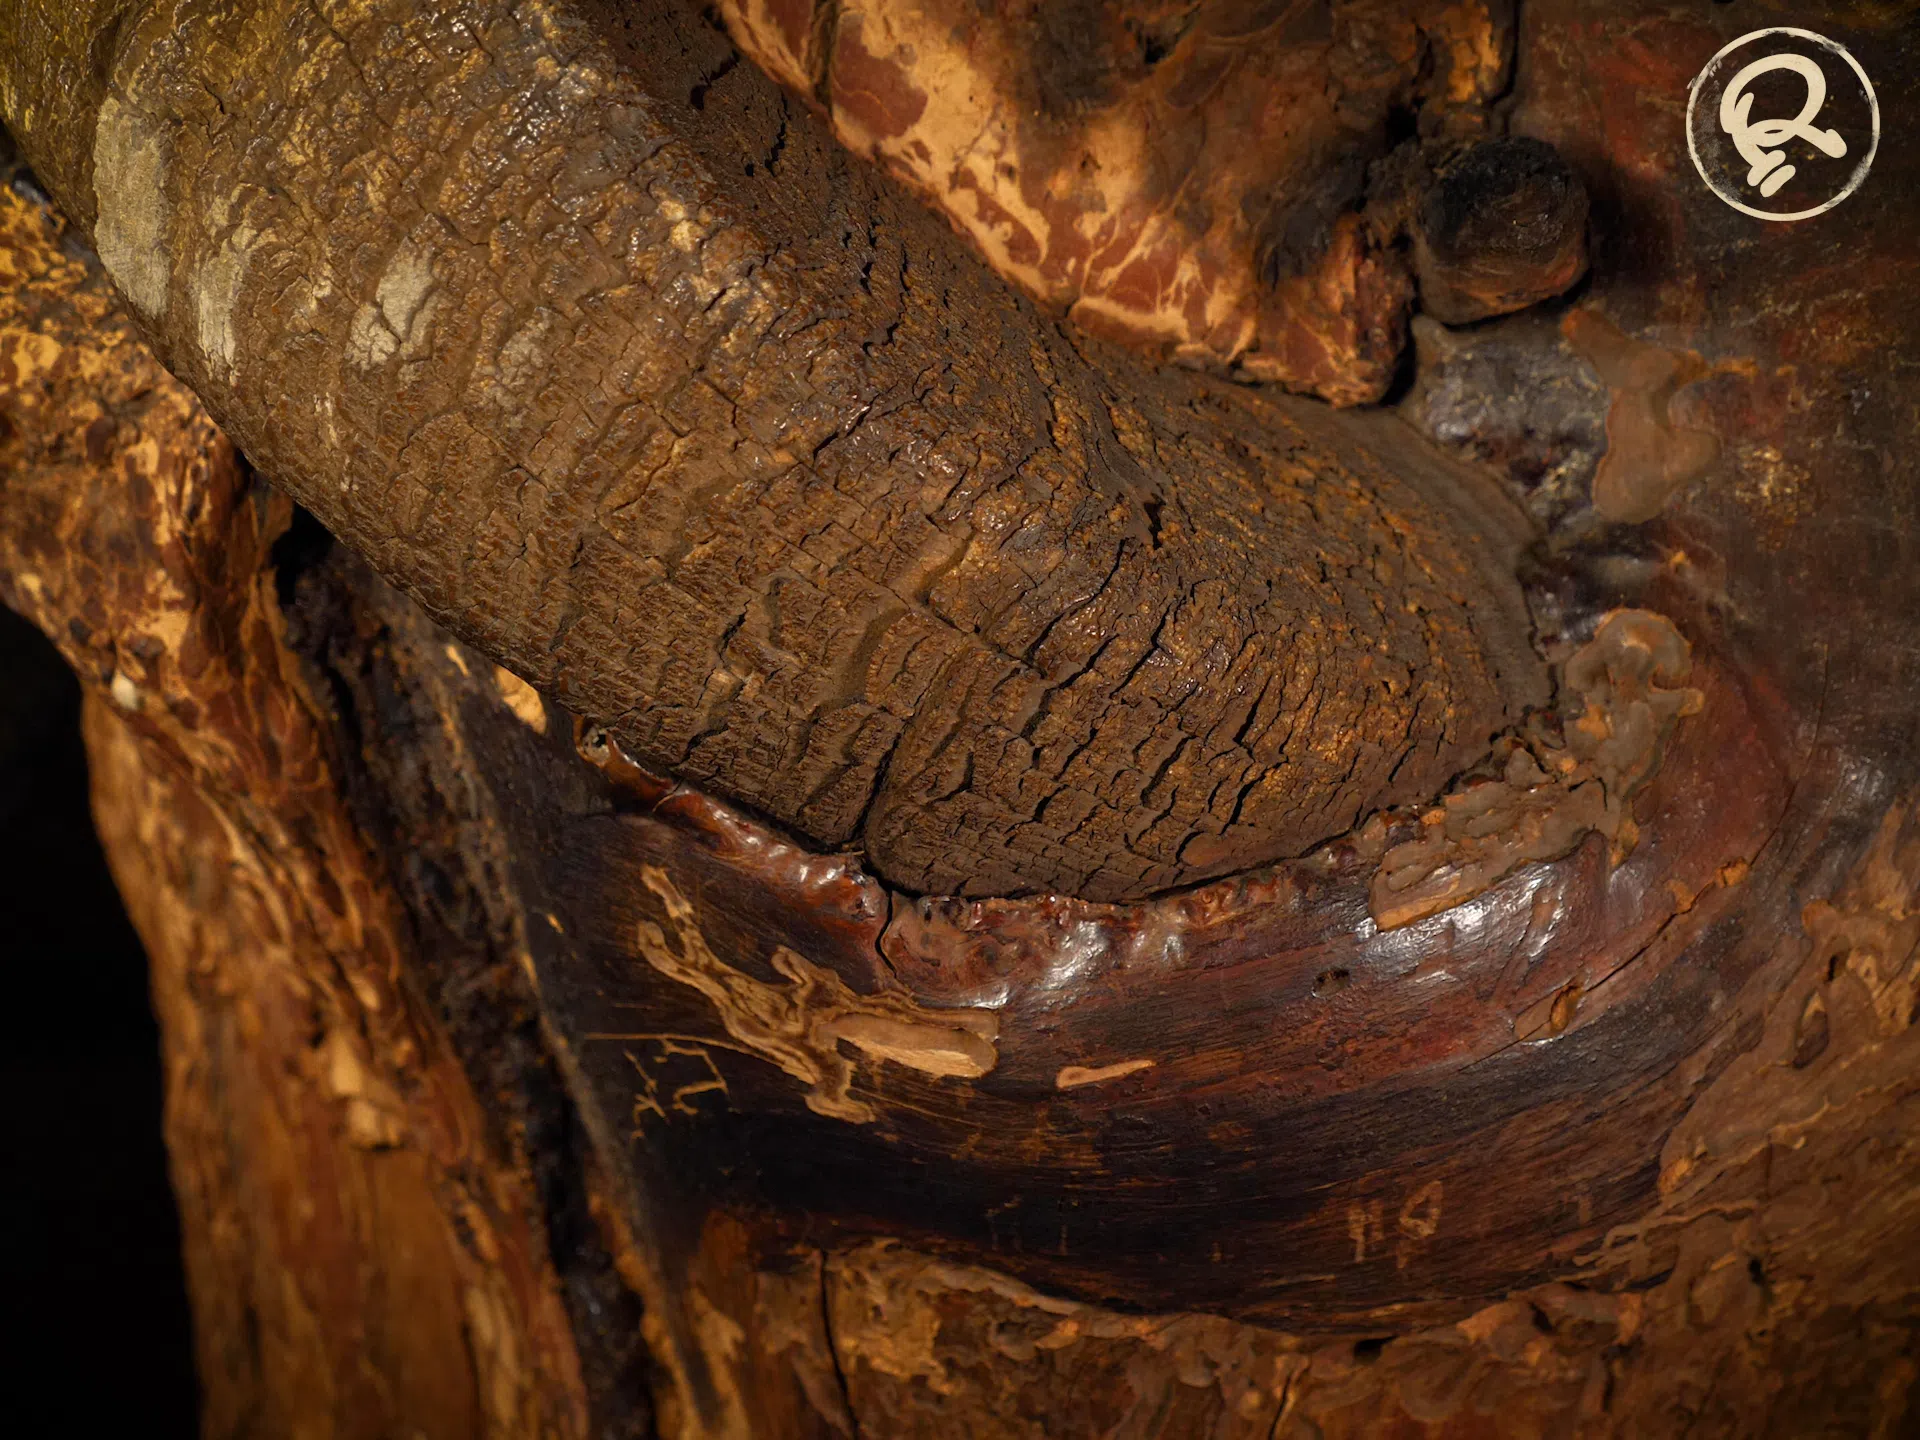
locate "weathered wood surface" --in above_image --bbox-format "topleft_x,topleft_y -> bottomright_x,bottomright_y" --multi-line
0,0 -> 1551,903
2,0 -> 1919,1436
713,0 -> 1554,401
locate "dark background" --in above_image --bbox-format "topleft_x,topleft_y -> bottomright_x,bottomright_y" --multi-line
0,601 -> 198,1432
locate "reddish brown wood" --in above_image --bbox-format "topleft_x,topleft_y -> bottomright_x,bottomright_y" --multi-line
2,0 -> 1918,1436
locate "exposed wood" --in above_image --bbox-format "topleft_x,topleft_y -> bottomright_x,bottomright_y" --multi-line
716,0 -> 1539,402
0,0 -> 1549,902
3,0 -> 1919,1436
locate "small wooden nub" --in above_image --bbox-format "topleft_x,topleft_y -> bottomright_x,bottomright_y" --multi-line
1414,137 -> 1589,325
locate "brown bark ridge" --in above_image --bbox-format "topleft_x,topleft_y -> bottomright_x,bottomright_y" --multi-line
0,0 -> 1548,904
1411,136 -> 1590,325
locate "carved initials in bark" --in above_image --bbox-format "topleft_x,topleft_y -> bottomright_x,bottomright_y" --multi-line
631,863 -> 998,1123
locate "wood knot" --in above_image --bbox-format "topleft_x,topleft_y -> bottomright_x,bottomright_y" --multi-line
1414,138 -> 1589,326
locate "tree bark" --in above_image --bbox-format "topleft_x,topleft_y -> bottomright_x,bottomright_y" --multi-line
3,0 -> 1919,1436
0,0 -> 1549,902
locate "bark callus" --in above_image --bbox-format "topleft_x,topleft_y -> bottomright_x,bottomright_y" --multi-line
5,0 -> 1920,1432
537,596 -> 1781,1326
1414,137 -> 1591,326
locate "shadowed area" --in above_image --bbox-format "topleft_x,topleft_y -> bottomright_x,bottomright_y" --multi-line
0,600 -> 198,1436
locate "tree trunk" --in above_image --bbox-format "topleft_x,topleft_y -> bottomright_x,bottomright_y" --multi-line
3,0 -> 1919,1436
